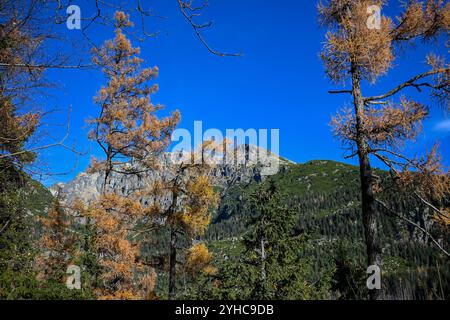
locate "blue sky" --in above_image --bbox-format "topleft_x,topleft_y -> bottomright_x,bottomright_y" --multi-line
36,0 -> 449,186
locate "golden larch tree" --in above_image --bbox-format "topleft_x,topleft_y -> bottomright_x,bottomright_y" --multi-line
89,11 -> 180,192
83,11 -> 179,300
143,141 -> 219,299
36,197 -> 78,284
319,0 -> 449,300
77,194 -> 156,299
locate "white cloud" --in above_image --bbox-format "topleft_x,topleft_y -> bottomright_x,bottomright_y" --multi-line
435,119 -> 450,132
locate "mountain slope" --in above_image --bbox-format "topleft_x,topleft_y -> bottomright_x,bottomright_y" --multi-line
206,160 -> 449,299
48,149 -> 449,299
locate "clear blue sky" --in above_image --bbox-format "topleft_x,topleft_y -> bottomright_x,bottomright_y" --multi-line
37,0 -> 449,186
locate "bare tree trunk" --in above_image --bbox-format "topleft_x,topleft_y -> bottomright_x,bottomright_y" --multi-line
351,67 -> 382,300
168,227 -> 177,300
260,236 -> 266,282
101,145 -> 113,195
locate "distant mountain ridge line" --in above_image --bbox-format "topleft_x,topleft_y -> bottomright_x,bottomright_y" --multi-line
50,144 -> 296,201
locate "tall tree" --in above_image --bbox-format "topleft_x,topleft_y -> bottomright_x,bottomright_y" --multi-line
241,180 -> 321,299
36,197 -> 77,284
0,0 -> 43,168
89,10 -> 179,192
145,142 -> 219,299
0,0 -> 81,169
83,11 -> 179,299
193,180 -> 330,300
0,0 -> 43,298
319,0 -> 449,299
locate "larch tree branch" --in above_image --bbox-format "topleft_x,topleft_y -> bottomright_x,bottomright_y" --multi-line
364,68 -> 449,102
376,199 -> 450,258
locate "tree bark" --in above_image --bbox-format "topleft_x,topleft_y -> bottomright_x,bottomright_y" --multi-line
260,236 -> 266,282
168,227 -> 177,300
351,67 -> 382,300
100,132 -> 113,195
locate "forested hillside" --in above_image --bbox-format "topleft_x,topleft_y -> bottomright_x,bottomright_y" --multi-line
1,154 -> 448,300
84,159 -> 446,300
203,160 -> 449,300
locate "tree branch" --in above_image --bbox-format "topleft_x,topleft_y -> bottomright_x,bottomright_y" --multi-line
0,108 -> 85,159
0,219 -> 12,235
0,63 -> 93,69
328,90 -> 352,95
365,68 -> 449,102
376,199 -> 449,258
177,0 -> 242,57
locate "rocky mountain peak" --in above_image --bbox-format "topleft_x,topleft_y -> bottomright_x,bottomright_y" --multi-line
50,144 -> 294,204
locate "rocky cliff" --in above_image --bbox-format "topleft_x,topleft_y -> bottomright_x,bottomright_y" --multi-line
50,144 -> 294,205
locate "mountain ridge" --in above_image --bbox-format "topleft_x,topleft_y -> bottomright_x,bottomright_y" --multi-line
50,144 -> 295,204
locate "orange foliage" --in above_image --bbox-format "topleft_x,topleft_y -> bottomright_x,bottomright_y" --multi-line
331,97 -> 429,147
319,0 -> 394,83
84,193 -> 156,300
186,243 -> 216,276
89,11 -> 179,173
35,199 -> 77,282
82,11 -> 183,299
322,0 -> 449,260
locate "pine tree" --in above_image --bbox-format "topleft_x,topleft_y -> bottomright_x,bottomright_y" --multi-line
242,180 -> 323,299
201,180 -> 328,300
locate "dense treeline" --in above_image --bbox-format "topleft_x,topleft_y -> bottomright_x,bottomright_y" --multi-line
2,159 -> 448,299
201,161 -> 449,300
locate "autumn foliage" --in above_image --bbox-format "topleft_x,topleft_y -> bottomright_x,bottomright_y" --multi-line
79,11 -> 180,299
320,0 -> 450,298
140,141 -> 219,298
36,199 -> 77,284
76,194 -> 156,299
89,11 -> 179,186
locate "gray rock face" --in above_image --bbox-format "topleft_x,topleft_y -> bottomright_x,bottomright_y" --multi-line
50,144 -> 294,205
